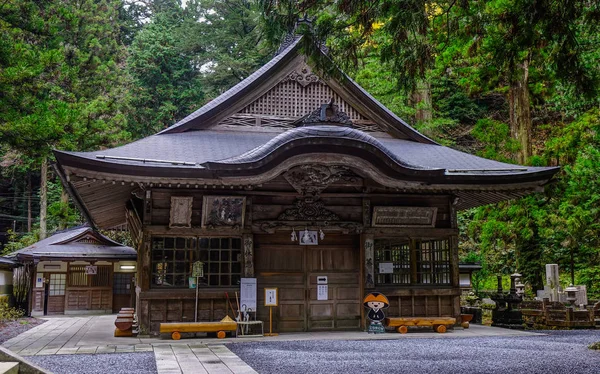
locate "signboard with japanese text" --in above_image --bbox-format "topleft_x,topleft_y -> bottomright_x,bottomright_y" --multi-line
241,278 -> 257,310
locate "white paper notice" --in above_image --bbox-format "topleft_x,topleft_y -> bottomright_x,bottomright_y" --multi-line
240,278 -> 257,309
379,262 -> 394,274
317,284 -> 328,301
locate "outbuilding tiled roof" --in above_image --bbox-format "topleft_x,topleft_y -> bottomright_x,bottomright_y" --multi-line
0,257 -> 17,268
6,226 -> 136,261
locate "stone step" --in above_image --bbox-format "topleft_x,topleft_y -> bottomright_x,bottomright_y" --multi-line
0,362 -> 19,374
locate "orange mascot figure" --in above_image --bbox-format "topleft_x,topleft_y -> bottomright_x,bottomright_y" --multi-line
363,292 -> 389,333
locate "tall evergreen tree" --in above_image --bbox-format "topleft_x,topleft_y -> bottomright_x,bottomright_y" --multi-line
126,1 -> 205,137
0,0 -> 131,238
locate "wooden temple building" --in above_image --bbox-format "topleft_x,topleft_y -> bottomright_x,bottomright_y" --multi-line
54,37 -> 559,334
6,226 -> 136,316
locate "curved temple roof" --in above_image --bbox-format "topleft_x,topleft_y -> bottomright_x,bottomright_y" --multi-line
53,36 -> 559,228
55,126 -> 557,183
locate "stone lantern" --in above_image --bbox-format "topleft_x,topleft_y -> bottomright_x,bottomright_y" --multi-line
565,285 -> 578,307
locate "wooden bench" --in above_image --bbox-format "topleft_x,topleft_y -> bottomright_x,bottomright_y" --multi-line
384,317 -> 456,334
160,318 -> 237,340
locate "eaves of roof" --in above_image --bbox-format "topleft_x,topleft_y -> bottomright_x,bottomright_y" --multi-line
55,126 -> 559,186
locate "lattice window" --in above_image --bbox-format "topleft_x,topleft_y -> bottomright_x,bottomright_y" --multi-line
240,80 -> 368,120
374,239 -> 411,285
49,273 -> 66,296
68,265 -> 112,287
151,237 -> 196,287
113,273 -> 133,295
416,239 -> 450,285
69,266 -> 87,286
90,266 -> 112,287
151,236 -> 242,288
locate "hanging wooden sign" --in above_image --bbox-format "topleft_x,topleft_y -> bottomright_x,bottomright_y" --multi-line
85,265 -> 97,275
372,207 -> 437,227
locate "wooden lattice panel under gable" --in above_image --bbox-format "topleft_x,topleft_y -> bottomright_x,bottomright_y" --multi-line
75,235 -> 101,245
241,79 -> 366,119
216,63 -> 384,132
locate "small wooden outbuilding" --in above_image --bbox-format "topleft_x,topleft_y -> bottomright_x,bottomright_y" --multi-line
53,37 -> 559,334
0,257 -> 18,301
6,226 -> 136,316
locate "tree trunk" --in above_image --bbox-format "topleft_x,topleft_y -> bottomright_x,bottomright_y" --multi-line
508,57 -> 532,164
27,173 -> 32,232
411,80 -> 433,124
39,158 -> 48,239
59,189 -> 69,230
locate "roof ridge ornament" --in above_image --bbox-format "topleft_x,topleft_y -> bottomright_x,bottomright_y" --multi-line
275,13 -> 327,56
300,98 -> 353,126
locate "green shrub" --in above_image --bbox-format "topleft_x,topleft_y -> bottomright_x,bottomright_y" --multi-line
589,342 -> 600,350
0,300 -> 24,323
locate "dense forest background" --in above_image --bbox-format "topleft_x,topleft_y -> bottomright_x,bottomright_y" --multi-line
1,0 -> 599,298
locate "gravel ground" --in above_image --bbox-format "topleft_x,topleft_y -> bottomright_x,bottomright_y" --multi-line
0,318 -> 46,344
28,352 -> 157,374
228,330 -> 600,374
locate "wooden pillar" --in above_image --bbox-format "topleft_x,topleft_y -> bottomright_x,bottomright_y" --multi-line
137,232 -> 151,334
361,234 -> 374,330
243,233 -> 254,278
139,232 -> 151,291
363,234 -> 374,289
143,190 -> 152,225
451,235 -> 461,318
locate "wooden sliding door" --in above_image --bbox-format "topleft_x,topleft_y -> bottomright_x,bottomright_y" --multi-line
255,233 -> 360,332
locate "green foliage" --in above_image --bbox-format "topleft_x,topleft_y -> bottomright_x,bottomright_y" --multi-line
0,299 -> 24,323
101,230 -> 133,248
2,229 -> 37,255
188,0 -> 271,99
471,119 -> 520,162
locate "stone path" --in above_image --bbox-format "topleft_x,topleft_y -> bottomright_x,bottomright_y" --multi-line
2,316 -> 257,373
2,315 -> 542,373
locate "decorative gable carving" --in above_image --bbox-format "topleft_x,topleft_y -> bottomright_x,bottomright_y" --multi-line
300,99 -> 353,126
282,65 -> 320,87
283,164 -> 360,197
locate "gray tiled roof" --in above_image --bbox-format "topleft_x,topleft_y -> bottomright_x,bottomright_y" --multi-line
6,226 -> 136,260
0,257 -> 17,267
72,127 -> 553,176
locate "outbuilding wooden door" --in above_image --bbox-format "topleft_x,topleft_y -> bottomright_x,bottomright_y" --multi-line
46,273 -> 66,314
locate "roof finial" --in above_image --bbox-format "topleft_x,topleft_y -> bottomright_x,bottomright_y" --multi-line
275,13 -> 317,55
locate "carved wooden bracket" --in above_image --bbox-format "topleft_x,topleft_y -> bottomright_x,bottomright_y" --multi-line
283,164 -> 360,197
278,198 -> 340,221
